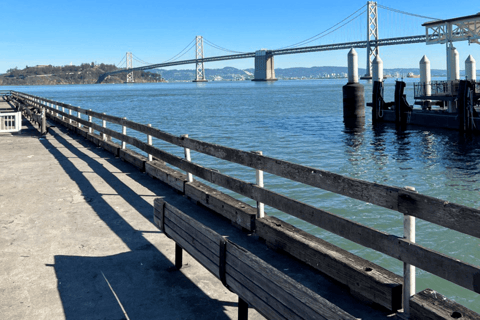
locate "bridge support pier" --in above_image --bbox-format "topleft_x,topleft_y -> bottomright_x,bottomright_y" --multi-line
252,50 -> 277,81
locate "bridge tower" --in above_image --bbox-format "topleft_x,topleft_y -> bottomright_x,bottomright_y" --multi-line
193,36 -> 208,82
126,52 -> 134,83
363,1 -> 379,80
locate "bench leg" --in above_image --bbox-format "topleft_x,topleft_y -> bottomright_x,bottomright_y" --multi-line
175,243 -> 183,269
238,297 -> 248,320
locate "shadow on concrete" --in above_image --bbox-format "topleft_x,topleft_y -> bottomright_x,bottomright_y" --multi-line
39,125 -> 234,320
41,123 -> 393,320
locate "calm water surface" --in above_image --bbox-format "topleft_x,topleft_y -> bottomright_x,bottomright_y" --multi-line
7,79 -> 480,311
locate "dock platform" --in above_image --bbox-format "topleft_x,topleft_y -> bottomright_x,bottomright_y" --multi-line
1,103 -> 392,319
2,92 -> 479,320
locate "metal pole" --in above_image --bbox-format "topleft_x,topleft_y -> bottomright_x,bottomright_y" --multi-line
147,124 -> 153,162
254,151 -> 264,218
175,243 -> 183,269
122,117 -> 127,149
102,113 -> 107,141
88,109 -> 92,134
403,186 -> 416,316
41,107 -> 46,135
181,134 -> 193,183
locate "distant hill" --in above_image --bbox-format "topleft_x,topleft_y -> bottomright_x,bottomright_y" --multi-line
0,63 -> 164,86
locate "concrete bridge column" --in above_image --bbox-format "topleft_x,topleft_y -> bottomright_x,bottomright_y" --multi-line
252,50 -> 277,81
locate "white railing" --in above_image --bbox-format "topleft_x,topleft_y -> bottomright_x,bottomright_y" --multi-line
0,111 -> 22,133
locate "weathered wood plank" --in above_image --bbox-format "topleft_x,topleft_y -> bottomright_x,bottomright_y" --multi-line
226,265 -> 303,320
255,216 -> 403,311
397,190 -> 480,240
164,215 -> 219,264
164,203 -> 224,244
145,161 -> 186,193
119,148 -> 147,171
184,181 -> 256,231
226,275 -> 287,320
87,133 -> 103,147
410,289 -> 480,320
164,225 -> 220,278
227,241 -> 357,320
165,213 -> 219,259
100,140 -> 120,157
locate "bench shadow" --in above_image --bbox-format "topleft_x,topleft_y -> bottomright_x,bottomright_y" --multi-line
40,125 -> 234,320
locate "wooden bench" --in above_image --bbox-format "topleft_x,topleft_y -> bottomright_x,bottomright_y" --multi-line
153,198 -> 357,320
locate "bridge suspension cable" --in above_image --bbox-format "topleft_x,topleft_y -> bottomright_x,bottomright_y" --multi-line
277,4 -> 367,50
203,38 -> 246,54
116,55 -> 126,68
162,38 -> 196,63
132,54 -> 154,66
376,4 -> 439,21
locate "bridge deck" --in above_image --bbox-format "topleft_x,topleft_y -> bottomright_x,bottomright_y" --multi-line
0,114 -> 398,319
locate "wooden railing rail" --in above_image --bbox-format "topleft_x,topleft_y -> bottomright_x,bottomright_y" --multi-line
10,91 -> 480,297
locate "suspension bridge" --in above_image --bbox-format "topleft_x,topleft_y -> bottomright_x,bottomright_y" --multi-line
97,2 -> 475,83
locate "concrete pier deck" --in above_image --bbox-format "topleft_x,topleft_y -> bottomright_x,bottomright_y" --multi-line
0,116 -> 265,319
1,106 -> 397,319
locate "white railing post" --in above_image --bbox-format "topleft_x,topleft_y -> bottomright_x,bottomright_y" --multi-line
78,110 -> 82,128
62,105 -> 65,121
122,117 -> 127,149
147,124 -> 153,162
56,104 -> 59,118
181,134 -> 193,183
254,151 -> 265,219
102,113 -> 107,141
69,109 -> 72,124
16,111 -> 21,131
41,107 -> 46,135
403,186 -> 417,317
88,109 -> 92,134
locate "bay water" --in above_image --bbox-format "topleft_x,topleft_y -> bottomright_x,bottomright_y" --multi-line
8,79 -> 479,311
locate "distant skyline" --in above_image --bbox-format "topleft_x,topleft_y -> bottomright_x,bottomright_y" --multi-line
1,0 -> 479,74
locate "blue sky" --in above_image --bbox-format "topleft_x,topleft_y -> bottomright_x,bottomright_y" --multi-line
1,0 -> 479,73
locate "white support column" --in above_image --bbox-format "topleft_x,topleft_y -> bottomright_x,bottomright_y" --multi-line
347,48 -> 359,84
403,186 -> 416,316
122,117 -> 127,149
465,55 -> 476,81
254,151 -> 265,219
88,109 -> 92,134
420,55 -> 432,96
372,55 -> 383,82
147,124 -> 153,162
102,113 -> 107,141
181,134 -> 193,183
